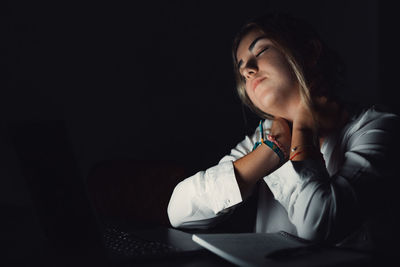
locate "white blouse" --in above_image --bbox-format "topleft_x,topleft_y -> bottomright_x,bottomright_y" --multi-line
167,106 -> 399,244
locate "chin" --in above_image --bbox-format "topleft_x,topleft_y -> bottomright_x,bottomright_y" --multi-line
255,106 -> 275,118
257,102 -> 275,116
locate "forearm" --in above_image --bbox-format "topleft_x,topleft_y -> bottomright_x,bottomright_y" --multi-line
290,125 -> 321,161
233,143 -> 280,198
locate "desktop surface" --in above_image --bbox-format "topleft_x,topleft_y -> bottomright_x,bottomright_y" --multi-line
4,204 -> 387,267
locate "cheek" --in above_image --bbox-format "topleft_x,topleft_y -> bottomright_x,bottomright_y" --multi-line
245,83 -> 257,103
245,83 -> 267,111
275,58 -> 297,86
245,80 -> 279,113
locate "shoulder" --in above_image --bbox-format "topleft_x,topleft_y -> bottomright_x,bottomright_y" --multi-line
345,105 -> 400,137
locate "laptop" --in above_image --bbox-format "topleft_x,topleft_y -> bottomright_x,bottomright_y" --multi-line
192,230 -> 372,267
6,120 -> 203,266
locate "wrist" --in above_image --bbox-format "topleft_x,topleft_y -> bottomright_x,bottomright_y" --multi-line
261,137 -> 286,164
253,120 -> 288,165
289,144 -> 321,161
290,124 -> 321,162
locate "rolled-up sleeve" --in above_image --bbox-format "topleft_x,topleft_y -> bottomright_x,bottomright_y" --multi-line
167,161 -> 242,228
167,120 -> 273,229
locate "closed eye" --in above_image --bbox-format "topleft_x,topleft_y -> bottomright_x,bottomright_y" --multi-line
256,46 -> 269,57
239,46 -> 270,81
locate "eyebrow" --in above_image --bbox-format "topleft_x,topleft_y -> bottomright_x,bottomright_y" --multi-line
237,35 -> 267,70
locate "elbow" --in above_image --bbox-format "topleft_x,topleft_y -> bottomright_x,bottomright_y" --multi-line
296,212 -> 332,242
293,188 -> 335,242
167,180 -> 193,228
167,203 -> 182,228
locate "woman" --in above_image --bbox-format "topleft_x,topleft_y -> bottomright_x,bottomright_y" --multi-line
167,13 -> 399,252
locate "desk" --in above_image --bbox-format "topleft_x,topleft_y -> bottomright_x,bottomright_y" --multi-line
3,205 -> 386,267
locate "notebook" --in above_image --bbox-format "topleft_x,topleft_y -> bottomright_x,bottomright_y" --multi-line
193,231 -> 371,267
6,120 -> 203,266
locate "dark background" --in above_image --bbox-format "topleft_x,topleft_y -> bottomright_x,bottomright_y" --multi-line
1,0 -> 399,263
3,0 -> 396,207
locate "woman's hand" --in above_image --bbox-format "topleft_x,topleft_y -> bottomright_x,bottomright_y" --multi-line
293,96 -> 344,137
270,117 -> 292,158
289,97 -> 340,160
233,117 -> 292,197
292,100 -> 317,132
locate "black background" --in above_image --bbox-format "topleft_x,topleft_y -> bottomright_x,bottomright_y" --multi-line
3,0 -> 395,205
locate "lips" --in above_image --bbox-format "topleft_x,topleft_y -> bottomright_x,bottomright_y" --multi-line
252,77 -> 266,91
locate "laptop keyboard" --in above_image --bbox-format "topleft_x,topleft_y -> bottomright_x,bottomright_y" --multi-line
103,227 -> 182,259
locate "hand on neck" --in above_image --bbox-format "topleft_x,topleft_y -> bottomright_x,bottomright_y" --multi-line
291,96 -> 348,138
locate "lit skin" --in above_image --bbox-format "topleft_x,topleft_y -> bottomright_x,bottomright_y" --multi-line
236,30 -> 300,121
233,29 -> 347,198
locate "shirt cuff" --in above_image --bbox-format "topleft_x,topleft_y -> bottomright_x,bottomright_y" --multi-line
206,160 -> 243,214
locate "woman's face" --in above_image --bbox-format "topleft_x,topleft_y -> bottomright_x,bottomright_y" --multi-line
236,29 -> 300,120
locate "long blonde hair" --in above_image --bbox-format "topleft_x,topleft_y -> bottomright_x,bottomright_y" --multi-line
232,13 -> 344,120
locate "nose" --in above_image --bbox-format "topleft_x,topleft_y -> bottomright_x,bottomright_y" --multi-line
243,59 -> 258,80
